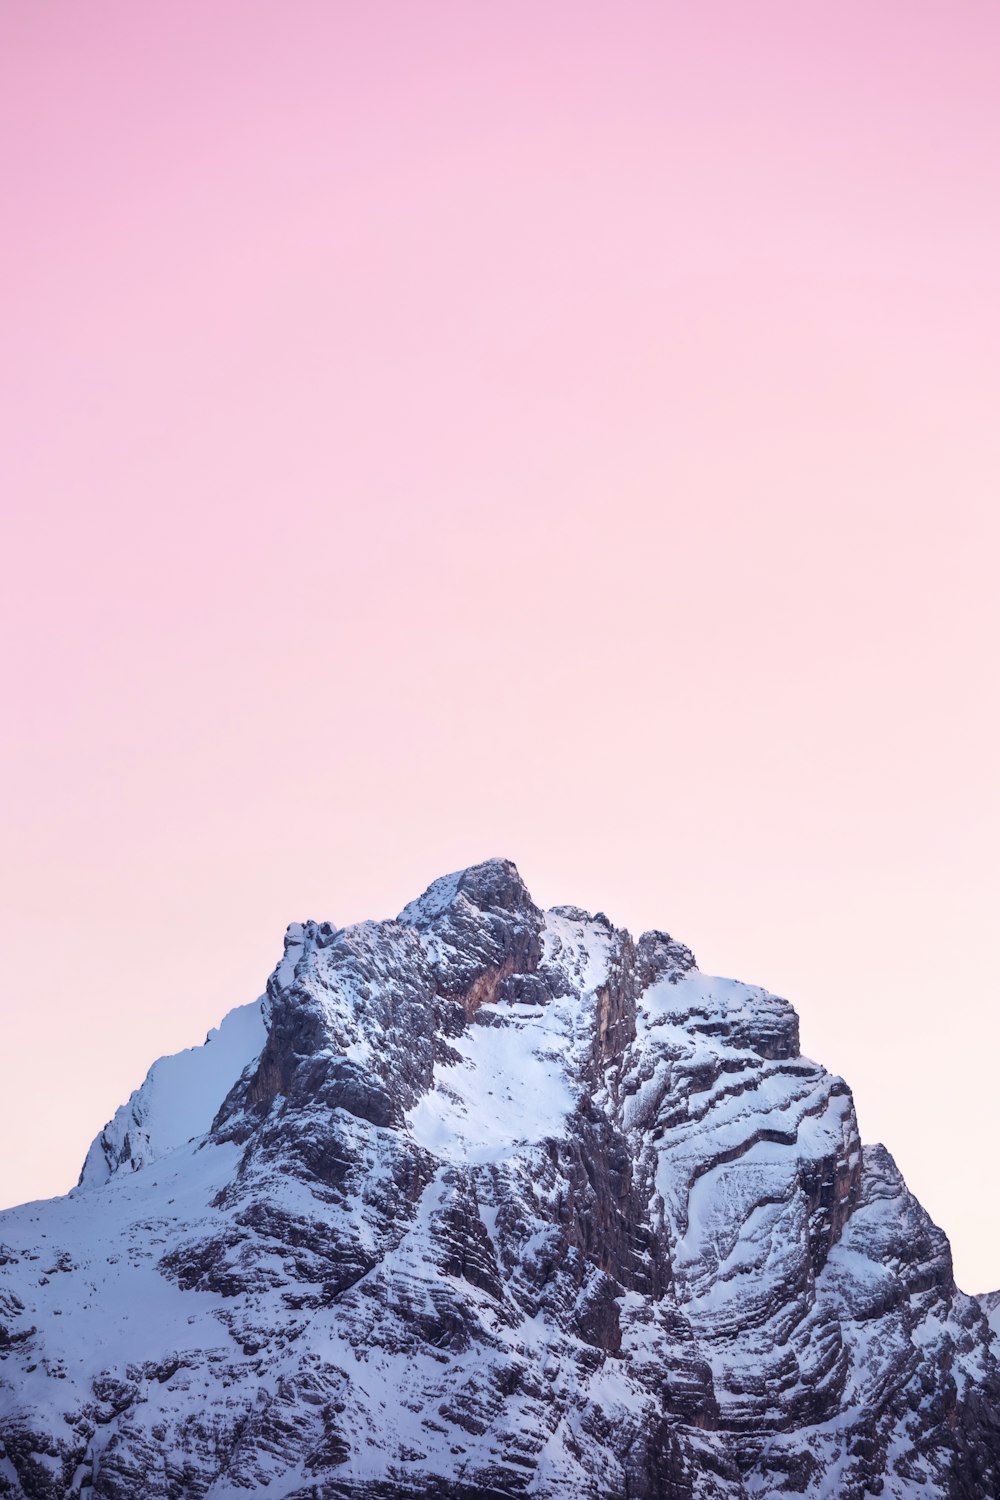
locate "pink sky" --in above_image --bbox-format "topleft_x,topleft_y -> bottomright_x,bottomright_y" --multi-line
2,3 -> 999,1290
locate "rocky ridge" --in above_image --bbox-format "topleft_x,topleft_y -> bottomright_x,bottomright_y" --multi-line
1,859 -> 998,1498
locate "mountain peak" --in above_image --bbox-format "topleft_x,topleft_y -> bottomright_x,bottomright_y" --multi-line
3,863 -> 999,1500
398,855 -> 537,926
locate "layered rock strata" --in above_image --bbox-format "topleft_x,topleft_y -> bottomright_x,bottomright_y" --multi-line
1,860 -> 998,1498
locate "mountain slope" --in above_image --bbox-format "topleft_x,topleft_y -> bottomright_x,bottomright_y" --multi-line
1,860 -> 998,1499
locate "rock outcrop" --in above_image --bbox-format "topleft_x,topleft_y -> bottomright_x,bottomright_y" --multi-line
1,859 -> 998,1498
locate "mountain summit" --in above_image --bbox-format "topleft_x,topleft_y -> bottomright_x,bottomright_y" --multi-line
2,860 -> 998,1498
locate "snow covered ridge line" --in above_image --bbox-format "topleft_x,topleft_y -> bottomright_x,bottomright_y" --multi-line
2,857 -> 999,1500
76,999 -> 268,1189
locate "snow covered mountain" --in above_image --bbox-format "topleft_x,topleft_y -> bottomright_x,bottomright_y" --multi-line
1,859 -> 998,1498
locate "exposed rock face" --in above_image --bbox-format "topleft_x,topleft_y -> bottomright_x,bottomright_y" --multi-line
1,858 -> 998,1499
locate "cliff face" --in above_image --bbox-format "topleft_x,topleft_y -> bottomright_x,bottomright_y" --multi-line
1,860 -> 998,1499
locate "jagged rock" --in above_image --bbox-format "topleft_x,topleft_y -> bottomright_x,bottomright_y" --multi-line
1,858 -> 997,1499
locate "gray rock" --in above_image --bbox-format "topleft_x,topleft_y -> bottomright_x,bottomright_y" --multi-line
1,860 -> 997,1499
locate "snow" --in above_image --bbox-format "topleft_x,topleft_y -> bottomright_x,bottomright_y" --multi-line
0,1136 -> 245,1437
2,867 -> 996,1500
405,1007 -> 578,1162
405,910 -> 611,1163
77,998 -> 267,1187
397,870 -> 465,927
981,1290 -> 1000,1344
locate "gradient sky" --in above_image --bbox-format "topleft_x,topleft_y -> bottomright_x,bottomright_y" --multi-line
2,3 -> 998,1291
